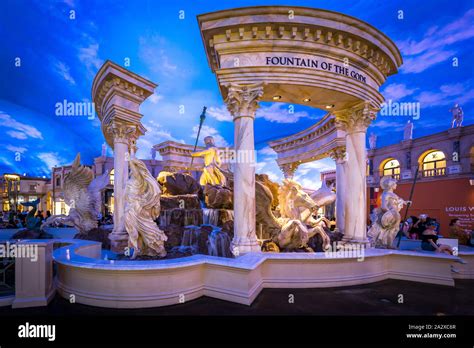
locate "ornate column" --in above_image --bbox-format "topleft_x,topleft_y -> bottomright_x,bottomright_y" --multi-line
335,102 -> 378,244
92,61 -> 157,253
279,162 -> 299,179
106,121 -> 136,251
329,146 -> 347,234
225,83 -> 264,255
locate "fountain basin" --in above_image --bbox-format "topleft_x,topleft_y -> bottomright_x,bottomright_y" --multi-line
52,239 -> 474,309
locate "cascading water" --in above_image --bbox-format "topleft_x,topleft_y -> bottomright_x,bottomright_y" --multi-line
180,226 -> 201,254
159,210 -> 172,228
184,210 -> 200,226
202,208 -> 219,226
207,227 -> 232,258
202,209 -> 234,226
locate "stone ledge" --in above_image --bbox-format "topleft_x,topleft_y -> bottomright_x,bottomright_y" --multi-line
50,239 -> 468,308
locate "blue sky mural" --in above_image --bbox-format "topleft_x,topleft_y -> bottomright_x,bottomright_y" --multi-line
0,0 -> 473,188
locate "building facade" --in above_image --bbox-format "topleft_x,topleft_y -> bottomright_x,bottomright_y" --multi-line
0,174 -> 49,214
367,124 -> 474,232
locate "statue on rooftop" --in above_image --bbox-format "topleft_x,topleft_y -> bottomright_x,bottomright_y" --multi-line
191,136 -> 227,187
403,120 -> 413,140
450,103 -> 463,128
369,133 -> 377,150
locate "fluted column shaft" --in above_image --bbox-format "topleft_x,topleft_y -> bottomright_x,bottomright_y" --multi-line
225,83 -> 264,255
107,122 -> 136,253
335,102 -> 378,244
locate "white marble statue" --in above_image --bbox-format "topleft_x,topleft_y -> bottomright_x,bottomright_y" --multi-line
367,176 -> 411,248
191,136 -> 227,186
125,158 -> 167,258
403,120 -> 413,140
41,153 -> 109,234
369,132 -> 377,149
450,103 -> 463,128
275,179 -> 332,250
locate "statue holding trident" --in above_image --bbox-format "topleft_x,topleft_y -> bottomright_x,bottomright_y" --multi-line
191,136 -> 227,186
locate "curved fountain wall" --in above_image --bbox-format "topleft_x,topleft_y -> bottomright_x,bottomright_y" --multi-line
52,239 -> 472,309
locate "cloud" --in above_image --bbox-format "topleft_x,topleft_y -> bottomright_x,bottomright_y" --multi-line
382,83 -> 417,101
191,125 -> 229,147
207,103 -> 315,124
78,42 -> 103,77
297,161 -> 335,176
401,49 -> 456,74
416,82 -> 474,107
258,146 -> 277,156
207,105 -> 233,122
135,120 -> 184,159
6,145 -> 27,153
51,59 -> 76,85
0,112 -> 43,139
148,93 -> 163,104
7,131 -> 28,140
138,35 -> 193,80
256,103 -> 313,123
370,120 -> 405,131
398,8 -> 474,74
37,152 -> 66,172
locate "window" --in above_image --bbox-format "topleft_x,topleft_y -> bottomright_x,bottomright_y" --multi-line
109,169 -> 114,185
382,159 -> 400,179
56,176 -> 61,187
422,151 -> 446,177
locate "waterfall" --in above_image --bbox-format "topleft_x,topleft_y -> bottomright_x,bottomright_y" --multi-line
202,209 -> 234,227
203,208 -> 219,226
207,227 -> 232,258
159,210 -> 172,228
184,210 -> 200,226
180,226 -> 201,254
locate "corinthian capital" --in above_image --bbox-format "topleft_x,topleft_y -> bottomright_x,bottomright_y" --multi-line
106,121 -> 137,145
279,162 -> 299,179
328,146 -> 347,164
225,83 -> 264,119
334,101 -> 379,133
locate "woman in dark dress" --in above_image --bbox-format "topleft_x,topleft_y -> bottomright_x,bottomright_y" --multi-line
421,223 -> 453,255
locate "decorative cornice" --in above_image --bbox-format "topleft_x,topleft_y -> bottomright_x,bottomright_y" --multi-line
198,7 -> 403,78
268,113 -> 338,153
225,83 -> 264,119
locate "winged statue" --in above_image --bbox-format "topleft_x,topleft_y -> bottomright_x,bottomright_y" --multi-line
41,153 -> 109,234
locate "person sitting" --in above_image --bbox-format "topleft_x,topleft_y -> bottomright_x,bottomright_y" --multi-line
421,222 -> 453,254
449,218 -> 472,246
400,218 -> 414,239
412,214 -> 428,239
